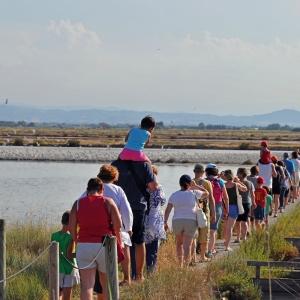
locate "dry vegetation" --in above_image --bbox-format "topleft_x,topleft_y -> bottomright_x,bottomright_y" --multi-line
0,127 -> 300,150
5,204 -> 300,300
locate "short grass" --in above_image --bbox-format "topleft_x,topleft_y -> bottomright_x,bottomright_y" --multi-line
207,204 -> 300,299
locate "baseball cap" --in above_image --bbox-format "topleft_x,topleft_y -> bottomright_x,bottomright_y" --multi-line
283,152 -> 289,159
179,174 -> 192,186
257,176 -> 264,184
261,140 -> 268,147
206,163 -> 217,170
193,164 -> 204,172
271,155 -> 278,163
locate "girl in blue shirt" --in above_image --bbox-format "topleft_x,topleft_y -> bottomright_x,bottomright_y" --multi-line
119,116 -> 155,162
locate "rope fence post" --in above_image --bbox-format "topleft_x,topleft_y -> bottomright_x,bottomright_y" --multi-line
49,241 -> 59,300
105,236 -> 119,300
0,220 -> 6,300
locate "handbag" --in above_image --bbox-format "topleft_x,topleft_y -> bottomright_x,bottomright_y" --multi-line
194,193 -> 208,229
236,184 -> 245,215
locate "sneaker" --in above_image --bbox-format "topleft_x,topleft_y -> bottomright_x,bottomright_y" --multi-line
225,247 -> 233,252
206,251 -> 213,258
274,214 -> 278,218
212,248 -> 218,254
234,239 -> 240,243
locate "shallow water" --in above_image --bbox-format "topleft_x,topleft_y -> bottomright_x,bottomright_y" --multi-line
0,161 -> 240,224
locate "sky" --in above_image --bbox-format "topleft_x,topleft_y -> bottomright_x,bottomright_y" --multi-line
1,0 -> 300,115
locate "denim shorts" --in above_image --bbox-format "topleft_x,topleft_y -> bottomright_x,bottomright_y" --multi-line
228,204 -> 239,219
254,206 -> 265,220
210,203 -> 222,231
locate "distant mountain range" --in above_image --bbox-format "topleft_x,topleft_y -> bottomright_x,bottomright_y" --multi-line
0,105 -> 300,127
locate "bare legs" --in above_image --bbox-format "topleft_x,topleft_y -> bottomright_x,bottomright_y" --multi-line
120,245 -> 131,284
208,229 -> 216,253
273,194 -> 280,216
135,243 -> 145,281
175,233 -> 194,267
60,288 -> 72,300
224,217 -> 236,250
79,268 -> 107,300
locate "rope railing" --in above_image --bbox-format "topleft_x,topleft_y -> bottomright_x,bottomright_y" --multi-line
0,242 -> 52,284
60,236 -> 107,270
0,223 -> 118,300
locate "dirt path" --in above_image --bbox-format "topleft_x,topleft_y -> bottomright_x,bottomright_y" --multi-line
197,198 -> 299,265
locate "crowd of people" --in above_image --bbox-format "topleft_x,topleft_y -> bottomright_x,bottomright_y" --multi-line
50,116 -> 300,300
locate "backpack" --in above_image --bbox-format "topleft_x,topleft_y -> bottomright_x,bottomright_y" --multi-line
209,178 -> 223,204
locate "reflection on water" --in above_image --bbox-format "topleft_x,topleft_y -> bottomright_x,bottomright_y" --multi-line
0,161 -> 240,224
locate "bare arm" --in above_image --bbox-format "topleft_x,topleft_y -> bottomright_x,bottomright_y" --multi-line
250,187 -> 256,208
164,203 -> 173,226
106,198 -> 123,246
236,182 -> 248,192
190,181 -> 209,198
67,241 -> 75,260
69,201 -> 78,243
145,134 -> 151,147
272,164 -> 277,177
207,182 -> 216,223
222,187 -> 229,215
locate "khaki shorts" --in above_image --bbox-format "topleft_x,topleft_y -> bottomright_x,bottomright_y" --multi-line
172,219 -> 198,238
76,243 -> 106,273
59,271 -> 80,288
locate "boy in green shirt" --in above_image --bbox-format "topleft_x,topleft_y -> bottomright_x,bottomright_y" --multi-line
51,211 -> 80,300
263,186 -> 273,228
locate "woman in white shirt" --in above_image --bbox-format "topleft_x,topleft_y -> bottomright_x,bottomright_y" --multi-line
164,175 -> 209,267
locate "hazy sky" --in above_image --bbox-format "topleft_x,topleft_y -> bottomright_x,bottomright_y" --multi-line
1,0 -> 300,114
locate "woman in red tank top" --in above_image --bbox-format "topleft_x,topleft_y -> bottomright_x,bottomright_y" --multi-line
70,178 -> 122,300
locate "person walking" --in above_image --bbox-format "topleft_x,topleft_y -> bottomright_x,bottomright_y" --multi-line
235,168 -> 256,242
271,156 -> 285,217
164,175 -> 209,267
111,159 -> 156,282
193,163 -> 216,262
69,178 -> 122,300
205,164 -> 229,258
223,170 -> 247,251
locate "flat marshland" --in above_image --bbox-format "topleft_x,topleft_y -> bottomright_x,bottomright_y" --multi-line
0,127 -> 300,150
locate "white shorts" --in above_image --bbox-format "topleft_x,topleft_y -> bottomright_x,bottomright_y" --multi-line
121,231 -> 132,247
76,243 -> 106,273
59,270 -> 80,288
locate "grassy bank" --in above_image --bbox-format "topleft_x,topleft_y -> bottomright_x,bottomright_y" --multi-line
5,223 -> 53,300
207,204 -> 300,300
4,205 -> 300,299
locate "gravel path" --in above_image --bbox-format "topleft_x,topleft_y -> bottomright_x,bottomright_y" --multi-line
0,146 -> 287,165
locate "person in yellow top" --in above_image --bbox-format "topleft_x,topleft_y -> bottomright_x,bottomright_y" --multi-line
192,164 -> 216,262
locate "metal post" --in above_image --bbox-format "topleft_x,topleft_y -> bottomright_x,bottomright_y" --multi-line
0,220 -> 6,300
105,236 -> 119,300
49,241 -> 59,300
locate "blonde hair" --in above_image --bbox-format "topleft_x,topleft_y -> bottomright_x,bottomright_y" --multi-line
152,165 -> 158,176
97,164 -> 119,183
